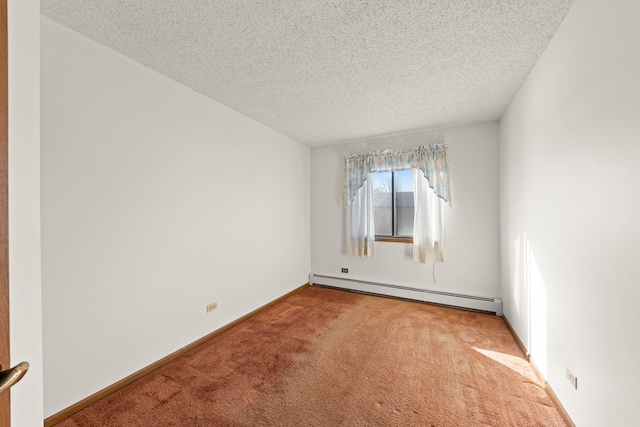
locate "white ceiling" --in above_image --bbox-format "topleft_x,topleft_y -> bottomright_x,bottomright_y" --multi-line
40,0 -> 575,146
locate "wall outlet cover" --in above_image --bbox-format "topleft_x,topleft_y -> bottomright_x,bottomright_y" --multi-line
566,367 -> 577,390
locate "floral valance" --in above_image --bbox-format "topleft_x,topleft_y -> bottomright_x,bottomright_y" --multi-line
343,144 -> 451,207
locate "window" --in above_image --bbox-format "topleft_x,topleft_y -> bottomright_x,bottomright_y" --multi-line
344,145 -> 450,261
372,169 -> 414,241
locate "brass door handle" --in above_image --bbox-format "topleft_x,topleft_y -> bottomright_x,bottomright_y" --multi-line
0,362 -> 29,394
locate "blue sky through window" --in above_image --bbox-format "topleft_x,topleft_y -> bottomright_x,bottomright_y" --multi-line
396,169 -> 413,192
372,169 -> 413,193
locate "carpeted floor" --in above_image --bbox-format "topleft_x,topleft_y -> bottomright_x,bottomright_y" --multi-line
57,286 -> 566,426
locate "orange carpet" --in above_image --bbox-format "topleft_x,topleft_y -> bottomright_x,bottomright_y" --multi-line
57,286 -> 566,426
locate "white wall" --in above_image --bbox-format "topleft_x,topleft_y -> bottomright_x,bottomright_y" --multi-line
311,121 -> 500,298
499,0 -> 640,425
41,17 -> 310,417
8,0 -> 44,425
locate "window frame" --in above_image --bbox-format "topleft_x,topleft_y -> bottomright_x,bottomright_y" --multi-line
373,169 -> 414,243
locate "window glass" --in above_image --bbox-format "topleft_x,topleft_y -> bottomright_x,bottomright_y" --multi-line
372,171 -> 392,236
395,169 -> 414,236
372,169 -> 414,238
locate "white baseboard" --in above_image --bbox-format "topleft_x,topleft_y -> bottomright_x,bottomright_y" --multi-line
309,273 -> 502,316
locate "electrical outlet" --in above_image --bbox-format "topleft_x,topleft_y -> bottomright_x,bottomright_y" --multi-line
341,268 -> 349,273
206,302 -> 218,313
566,367 -> 577,390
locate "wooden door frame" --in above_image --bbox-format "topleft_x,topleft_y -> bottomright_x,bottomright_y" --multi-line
0,0 -> 9,423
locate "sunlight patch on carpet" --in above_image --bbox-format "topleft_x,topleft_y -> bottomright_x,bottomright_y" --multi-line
473,347 -> 539,383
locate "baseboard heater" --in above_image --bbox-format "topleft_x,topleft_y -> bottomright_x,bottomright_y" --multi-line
309,274 -> 503,316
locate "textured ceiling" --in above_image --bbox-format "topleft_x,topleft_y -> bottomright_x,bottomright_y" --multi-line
40,0 -> 575,146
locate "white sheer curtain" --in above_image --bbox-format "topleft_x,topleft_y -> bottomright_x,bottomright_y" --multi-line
346,173 -> 375,257
344,145 -> 451,262
412,168 -> 444,262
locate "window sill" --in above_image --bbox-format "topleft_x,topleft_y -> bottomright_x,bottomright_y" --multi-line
375,237 -> 413,244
